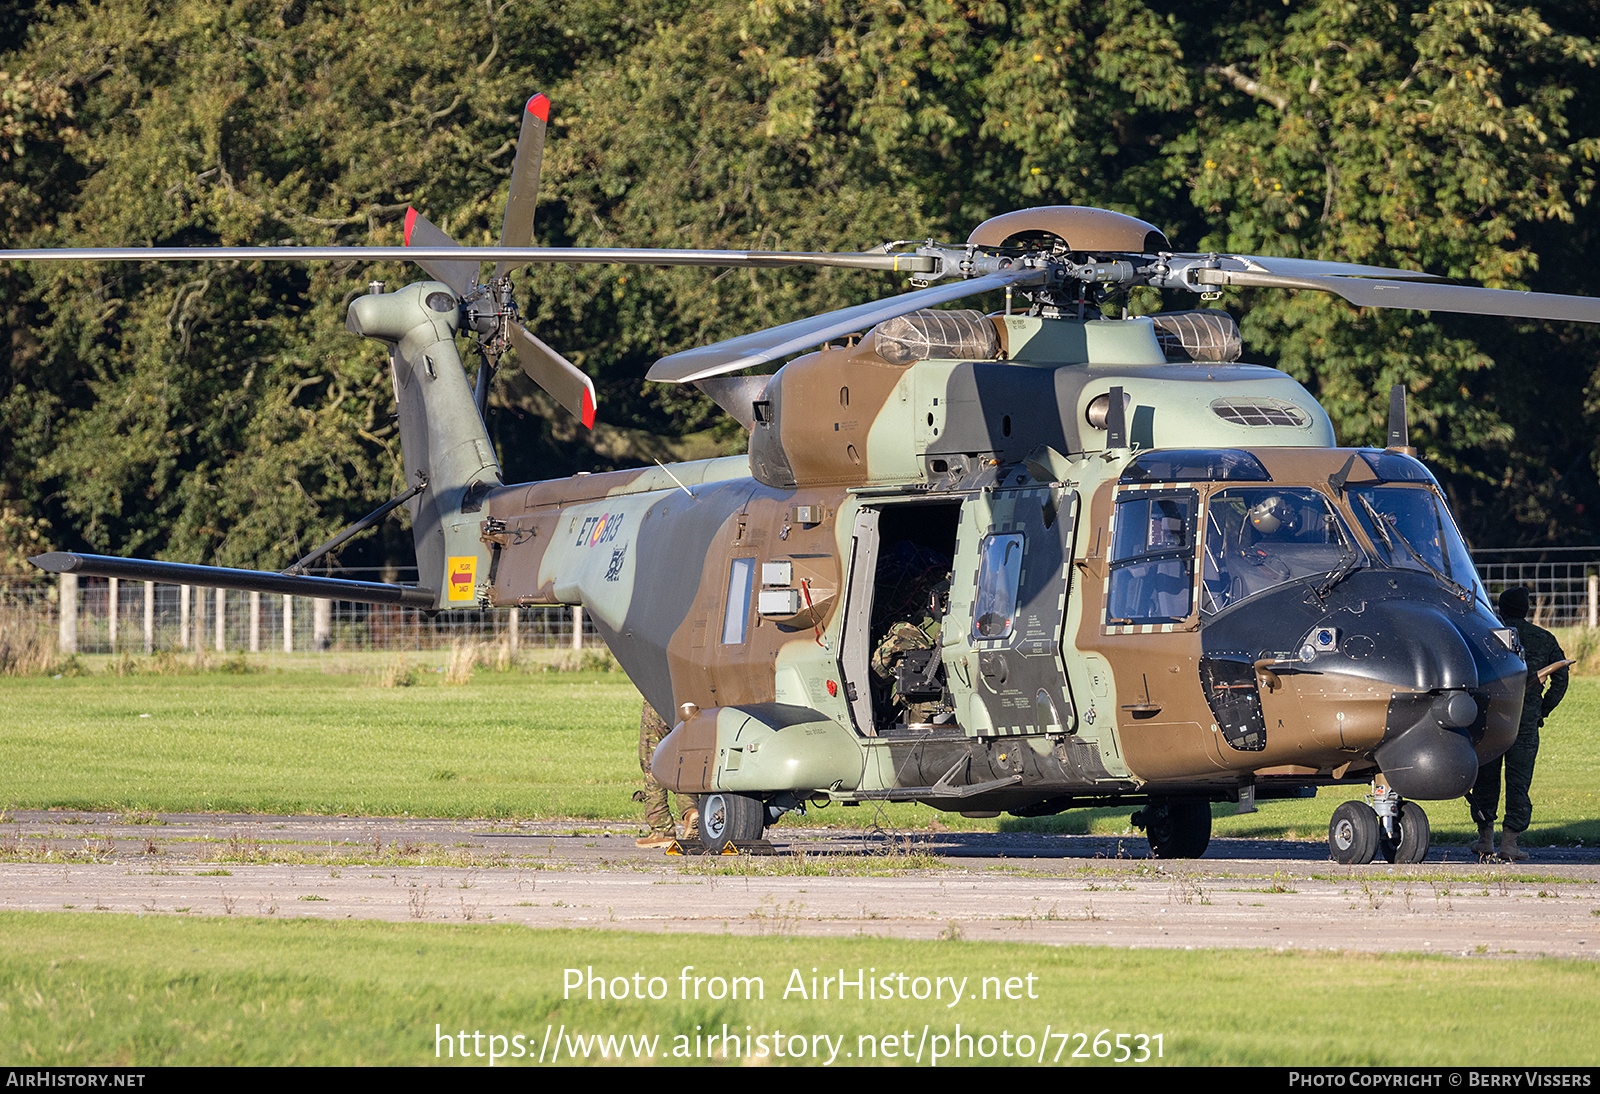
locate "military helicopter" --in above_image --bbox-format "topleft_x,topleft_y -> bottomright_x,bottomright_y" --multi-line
16,93 -> 1598,864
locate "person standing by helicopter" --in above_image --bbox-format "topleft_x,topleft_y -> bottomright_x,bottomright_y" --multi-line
635,703 -> 697,847
1467,586 -> 1569,862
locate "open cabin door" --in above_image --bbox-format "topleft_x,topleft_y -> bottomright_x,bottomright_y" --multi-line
837,500 -> 965,735
948,484 -> 1081,737
837,507 -> 880,734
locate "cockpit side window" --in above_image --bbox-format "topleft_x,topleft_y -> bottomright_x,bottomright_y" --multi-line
1108,490 -> 1197,624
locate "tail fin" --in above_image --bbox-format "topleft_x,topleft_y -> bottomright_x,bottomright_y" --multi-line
347,283 -> 501,608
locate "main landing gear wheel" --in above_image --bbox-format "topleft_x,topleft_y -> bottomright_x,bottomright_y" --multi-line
1136,799 -> 1212,859
699,792 -> 765,853
1329,801 -> 1380,864
1379,800 -> 1431,864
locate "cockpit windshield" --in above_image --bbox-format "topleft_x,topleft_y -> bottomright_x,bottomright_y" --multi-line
1201,488 -> 1361,614
1348,484 -> 1490,608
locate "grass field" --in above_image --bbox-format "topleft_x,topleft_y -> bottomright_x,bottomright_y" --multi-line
3,656 -> 1598,1067
3,655 -> 1597,849
3,912 -> 1597,1066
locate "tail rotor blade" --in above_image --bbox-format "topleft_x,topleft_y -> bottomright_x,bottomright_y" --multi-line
495,93 -> 549,279
403,208 -> 478,298
509,319 -> 596,429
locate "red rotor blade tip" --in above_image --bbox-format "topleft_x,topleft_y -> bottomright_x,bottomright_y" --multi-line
527,94 -> 550,121
403,207 -> 418,246
581,387 -> 596,430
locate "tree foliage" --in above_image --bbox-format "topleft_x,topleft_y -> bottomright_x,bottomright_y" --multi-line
2,0 -> 1599,570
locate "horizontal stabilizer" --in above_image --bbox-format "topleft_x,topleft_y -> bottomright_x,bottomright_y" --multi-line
31,552 -> 438,609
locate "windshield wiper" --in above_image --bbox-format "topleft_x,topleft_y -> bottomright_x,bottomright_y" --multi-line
1312,507 -> 1364,600
1356,494 -> 1471,600
1314,542 -> 1362,600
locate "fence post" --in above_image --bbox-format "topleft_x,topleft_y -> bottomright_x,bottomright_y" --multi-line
108,577 -> 118,652
572,604 -> 583,650
58,572 -> 77,655
143,581 -> 154,654
215,587 -> 225,652
180,585 -> 190,648
249,591 -> 261,653
313,598 -> 331,650
509,606 -> 520,653
1590,572 -> 1597,629
282,595 -> 293,653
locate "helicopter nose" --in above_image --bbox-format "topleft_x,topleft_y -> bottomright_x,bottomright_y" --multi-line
1432,690 -> 1479,729
1361,600 -> 1479,691
1375,713 -> 1480,800
1290,600 -> 1523,799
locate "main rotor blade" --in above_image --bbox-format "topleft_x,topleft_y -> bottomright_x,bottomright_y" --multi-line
1210,254 -> 1445,281
509,319 -> 597,429
402,208 -> 479,298
495,93 -> 549,280
647,267 -> 1046,383
1195,268 -> 1600,324
0,245 -> 936,273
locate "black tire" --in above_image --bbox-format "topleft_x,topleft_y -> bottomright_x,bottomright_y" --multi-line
1329,801 -> 1379,864
1379,800 -> 1431,864
1144,799 -> 1212,859
699,792 -> 764,852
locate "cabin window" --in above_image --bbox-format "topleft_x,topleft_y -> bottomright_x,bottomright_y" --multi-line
1119,449 -> 1270,485
721,557 -> 755,644
973,533 -> 1025,639
1108,491 -> 1197,624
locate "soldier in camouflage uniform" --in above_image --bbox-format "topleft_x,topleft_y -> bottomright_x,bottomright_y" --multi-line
870,541 -> 951,726
871,616 -> 943,723
634,702 -> 698,848
1467,586 -> 1569,861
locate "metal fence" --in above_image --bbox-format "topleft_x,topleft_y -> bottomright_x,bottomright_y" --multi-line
4,548 -> 1598,657
0,568 -> 599,656
1470,548 -> 1600,629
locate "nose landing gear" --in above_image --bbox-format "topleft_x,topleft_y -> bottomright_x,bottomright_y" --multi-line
1328,779 -> 1431,864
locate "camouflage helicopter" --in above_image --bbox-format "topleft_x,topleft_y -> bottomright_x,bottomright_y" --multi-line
17,94 -> 1600,864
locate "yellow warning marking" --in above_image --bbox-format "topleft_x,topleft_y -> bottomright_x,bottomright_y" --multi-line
447,556 -> 477,602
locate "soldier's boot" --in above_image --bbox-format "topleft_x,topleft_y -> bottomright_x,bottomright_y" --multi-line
681,808 -> 699,838
1499,829 -> 1530,863
1471,822 -> 1495,856
636,831 -> 675,849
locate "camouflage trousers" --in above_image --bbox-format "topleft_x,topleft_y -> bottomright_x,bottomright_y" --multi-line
634,703 -> 697,835
1467,723 -> 1539,835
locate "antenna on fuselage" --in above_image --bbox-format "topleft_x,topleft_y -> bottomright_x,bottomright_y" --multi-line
1386,384 -> 1416,456
1106,385 -> 1128,450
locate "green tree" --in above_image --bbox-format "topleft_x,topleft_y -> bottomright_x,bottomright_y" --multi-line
4,0 -> 1600,569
